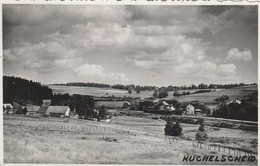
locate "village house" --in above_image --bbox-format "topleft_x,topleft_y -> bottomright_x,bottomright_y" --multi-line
26,105 -> 40,115
45,106 -> 70,117
186,104 -> 195,115
38,105 -> 49,114
13,102 -> 26,114
154,101 -> 170,111
3,103 -> 14,114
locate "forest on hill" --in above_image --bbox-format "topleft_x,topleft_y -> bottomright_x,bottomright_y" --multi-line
3,76 -> 53,105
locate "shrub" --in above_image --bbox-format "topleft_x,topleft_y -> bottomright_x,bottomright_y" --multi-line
197,118 -> 205,125
196,131 -> 208,142
196,118 -> 207,141
164,117 -> 182,136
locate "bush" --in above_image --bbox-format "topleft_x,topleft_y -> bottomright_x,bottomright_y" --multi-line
197,118 -> 205,125
196,131 -> 208,141
196,119 -> 207,141
164,117 -> 182,136
198,124 -> 205,132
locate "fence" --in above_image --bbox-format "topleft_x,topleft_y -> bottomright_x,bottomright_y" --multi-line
192,141 -> 257,157
164,135 -> 257,157
4,116 -> 137,136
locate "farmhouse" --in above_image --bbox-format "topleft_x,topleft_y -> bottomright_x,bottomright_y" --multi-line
3,103 -> 14,114
25,105 -> 40,115
38,105 -> 49,114
186,104 -> 195,115
45,106 -> 70,117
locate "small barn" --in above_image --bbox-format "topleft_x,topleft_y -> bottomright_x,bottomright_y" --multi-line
26,105 -> 40,115
3,103 -> 14,114
186,104 -> 195,115
38,105 -> 49,114
45,106 -> 70,117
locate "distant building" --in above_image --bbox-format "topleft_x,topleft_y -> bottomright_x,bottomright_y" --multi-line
195,109 -> 202,116
45,106 -> 70,117
42,99 -> 51,106
227,99 -> 241,105
154,101 -> 170,111
186,104 -> 194,115
3,103 -> 14,114
38,105 -> 49,114
13,102 -> 26,114
26,105 -> 40,115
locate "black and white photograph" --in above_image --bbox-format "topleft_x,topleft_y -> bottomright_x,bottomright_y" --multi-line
2,4 -> 258,165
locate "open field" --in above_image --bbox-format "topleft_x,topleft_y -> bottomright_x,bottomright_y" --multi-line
4,114 -> 257,164
49,85 -> 153,99
50,85 -> 257,103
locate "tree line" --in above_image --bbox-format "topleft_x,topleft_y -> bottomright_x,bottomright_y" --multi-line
53,82 -> 257,92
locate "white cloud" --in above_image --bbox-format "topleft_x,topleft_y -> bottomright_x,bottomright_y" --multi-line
74,64 -> 130,83
218,64 -> 237,76
226,48 -> 252,61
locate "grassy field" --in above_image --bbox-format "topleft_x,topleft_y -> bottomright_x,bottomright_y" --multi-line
4,114 -> 257,164
50,85 -> 257,103
49,85 -> 153,99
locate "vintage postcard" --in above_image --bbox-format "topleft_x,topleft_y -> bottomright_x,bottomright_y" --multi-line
1,1 -> 258,165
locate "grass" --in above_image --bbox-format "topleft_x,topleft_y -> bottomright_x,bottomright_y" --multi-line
4,114 -> 258,164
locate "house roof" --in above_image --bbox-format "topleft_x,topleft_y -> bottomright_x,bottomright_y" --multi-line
195,109 -> 202,112
155,101 -> 169,106
38,106 -> 49,114
227,99 -> 241,105
3,104 -> 13,109
26,105 -> 40,112
45,106 -> 70,114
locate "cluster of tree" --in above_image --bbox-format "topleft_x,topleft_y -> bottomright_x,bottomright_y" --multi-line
164,117 -> 182,136
61,82 -> 110,88
214,95 -> 229,103
51,93 -> 95,117
153,88 -> 169,98
3,76 -> 53,105
212,92 -> 257,121
195,118 -> 208,142
194,89 -> 212,94
173,91 -> 191,97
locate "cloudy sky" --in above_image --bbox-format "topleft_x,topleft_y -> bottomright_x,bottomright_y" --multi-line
3,5 -> 258,86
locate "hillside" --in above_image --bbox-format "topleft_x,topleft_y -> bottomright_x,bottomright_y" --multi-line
166,85 -> 257,103
50,85 -> 257,103
3,76 -> 53,105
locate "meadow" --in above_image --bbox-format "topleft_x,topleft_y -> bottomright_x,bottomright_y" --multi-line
4,114 -> 257,164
